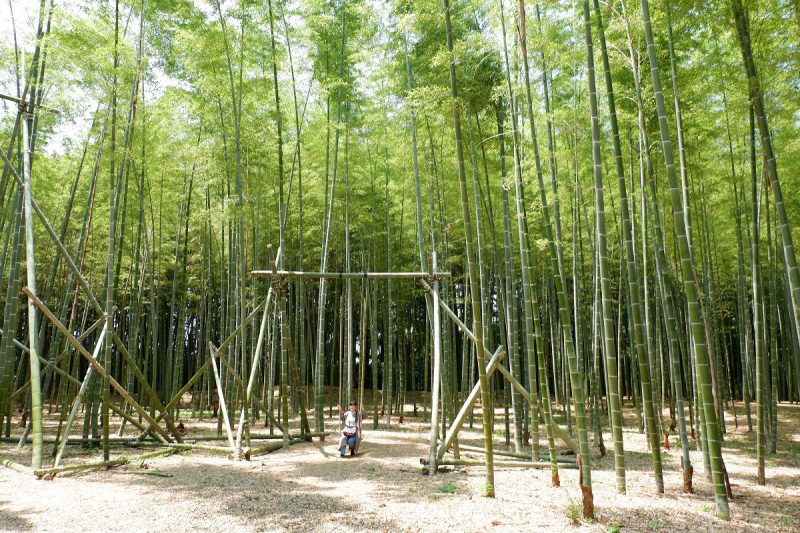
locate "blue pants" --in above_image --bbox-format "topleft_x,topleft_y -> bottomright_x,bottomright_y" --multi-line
340,435 -> 356,455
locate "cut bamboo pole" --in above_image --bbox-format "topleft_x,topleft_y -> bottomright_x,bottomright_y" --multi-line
1,456 -> 33,474
422,458 -> 577,470
36,449 -> 178,478
436,347 -> 505,461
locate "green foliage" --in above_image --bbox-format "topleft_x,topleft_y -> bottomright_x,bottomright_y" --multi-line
433,483 -> 457,494
564,502 -> 582,525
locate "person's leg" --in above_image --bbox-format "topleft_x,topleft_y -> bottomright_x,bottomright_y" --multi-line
347,435 -> 357,455
338,434 -> 347,457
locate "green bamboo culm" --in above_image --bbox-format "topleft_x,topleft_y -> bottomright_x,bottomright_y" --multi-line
517,0 -> 593,517
100,0 -> 121,463
748,104 -> 767,486
639,0 -> 730,519
730,0 -> 800,399
581,0 -> 627,494
590,0 -> 664,493
442,0 -> 495,497
22,112 -> 43,469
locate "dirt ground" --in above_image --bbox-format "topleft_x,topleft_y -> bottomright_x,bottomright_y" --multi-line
1,402 -> 798,532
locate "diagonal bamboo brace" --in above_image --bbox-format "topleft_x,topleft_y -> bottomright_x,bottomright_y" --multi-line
423,279 -> 576,454
214,344 -> 287,434
111,331 -> 182,442
134,301 -> 273,442
436,346 -> 505,461
495,363 -> 577,453
22,287 -> 172,443
209,344 -> 236,454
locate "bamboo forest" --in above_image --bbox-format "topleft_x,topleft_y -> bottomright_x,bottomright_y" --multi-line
0,0 -> 799,530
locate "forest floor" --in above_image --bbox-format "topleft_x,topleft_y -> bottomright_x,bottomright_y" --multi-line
0,401 -> 798,532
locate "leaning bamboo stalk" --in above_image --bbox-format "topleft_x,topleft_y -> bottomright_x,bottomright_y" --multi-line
108,401 -> 153,436
54,323 -> 109,467
136,300 -> 266,443
209,344 -> 236,454
731,0 -> 800,361
110,331 -> 182,441
0,149 -> 104,316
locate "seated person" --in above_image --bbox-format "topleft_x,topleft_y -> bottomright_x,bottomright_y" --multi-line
337,401 -> 361,458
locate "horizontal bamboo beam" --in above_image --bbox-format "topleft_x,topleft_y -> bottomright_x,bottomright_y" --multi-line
247,438 -> 305,458
2,436 -> 159,445
0,92 -> 61,114
34,449 -> 177,478
251,270 -> 451,280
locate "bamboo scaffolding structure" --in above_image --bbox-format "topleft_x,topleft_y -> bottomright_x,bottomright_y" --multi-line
420,278 -> 576,453
22,287 -> 172,443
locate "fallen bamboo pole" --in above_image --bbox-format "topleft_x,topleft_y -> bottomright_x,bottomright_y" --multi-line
162,443 -> 232,454
1,456 -> 33,474
34,449 -> 179,478
248,438 -> 305,457
421,458 -> 577,469
455,444 -> 576,463
3,436 -> 158,445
